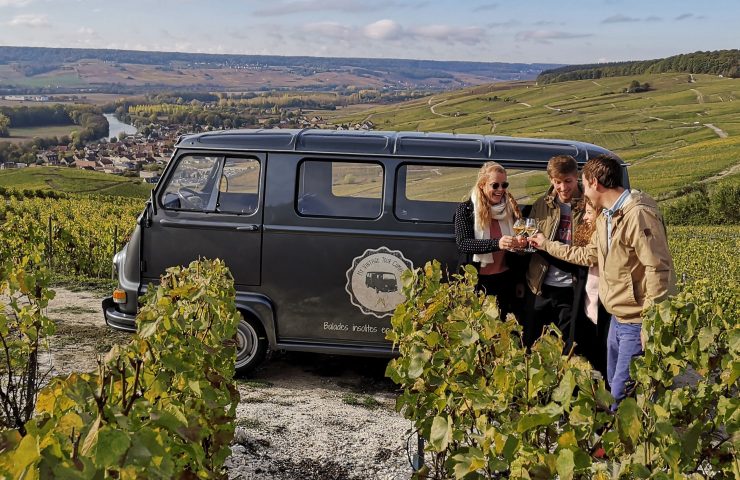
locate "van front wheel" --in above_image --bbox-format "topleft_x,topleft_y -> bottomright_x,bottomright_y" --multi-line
235,314 -> 267,375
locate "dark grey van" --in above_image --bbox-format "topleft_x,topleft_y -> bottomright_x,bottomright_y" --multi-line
102,129 -> 624,374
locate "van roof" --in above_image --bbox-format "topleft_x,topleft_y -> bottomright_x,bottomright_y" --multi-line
176,129 -> 622,164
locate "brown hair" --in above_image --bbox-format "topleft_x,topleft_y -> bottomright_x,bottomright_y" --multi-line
546,155 -> 578,179
582,154 -> 622,189
574,200 -> 598,247
471,161 -> 522,228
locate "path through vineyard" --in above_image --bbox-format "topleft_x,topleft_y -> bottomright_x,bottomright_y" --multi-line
46,288 -> 412,480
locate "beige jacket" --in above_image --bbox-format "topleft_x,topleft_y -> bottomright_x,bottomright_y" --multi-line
539,190 -> 675,323
526,186 -> 585,295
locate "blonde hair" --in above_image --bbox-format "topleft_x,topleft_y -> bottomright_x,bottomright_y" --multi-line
470,161 -> 521,229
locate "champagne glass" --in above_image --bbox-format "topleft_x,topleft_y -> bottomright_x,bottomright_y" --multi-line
524,218 -> 539,252
512,218 -> 526,250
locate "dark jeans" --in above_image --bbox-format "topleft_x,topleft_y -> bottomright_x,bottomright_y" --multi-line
525,284 -> 575,349
607,316 -> 643,409
478,269 -> 517,321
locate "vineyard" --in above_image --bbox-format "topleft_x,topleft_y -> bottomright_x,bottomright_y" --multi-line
0,193 -> 143,279
0,189 -> 737,477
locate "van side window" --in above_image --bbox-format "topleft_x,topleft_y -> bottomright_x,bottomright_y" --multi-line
161,155 -> 222,211
297,161 -> 383,219
395,165 -> 479,223
217,158 -> 261,215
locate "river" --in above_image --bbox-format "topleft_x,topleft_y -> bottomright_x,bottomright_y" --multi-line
104,113 -> 137,140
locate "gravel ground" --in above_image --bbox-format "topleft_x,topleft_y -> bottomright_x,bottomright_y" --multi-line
45,288 -> 415,480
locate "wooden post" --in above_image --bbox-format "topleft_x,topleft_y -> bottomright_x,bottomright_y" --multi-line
112,225 -> 118,280
48,216 -> 53,271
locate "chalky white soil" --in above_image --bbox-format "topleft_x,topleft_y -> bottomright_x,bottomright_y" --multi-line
47,288 -> 414,480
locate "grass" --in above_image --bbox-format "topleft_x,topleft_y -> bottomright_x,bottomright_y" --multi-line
54,305 -> 98,315
8,73 -> 86,88
0,167 -> 152,198
328,73 -> 740,200
235,418 -> 263,430
237,379 -> 273,389
240,396 -> 266,404
5,125 -> 80,143
51,274 -> 117,296
341,393 -> 382,410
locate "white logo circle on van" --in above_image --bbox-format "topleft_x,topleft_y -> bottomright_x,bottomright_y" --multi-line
345,247 -> 414,318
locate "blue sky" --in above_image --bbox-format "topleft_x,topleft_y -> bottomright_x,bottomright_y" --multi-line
0,0 -> 737,64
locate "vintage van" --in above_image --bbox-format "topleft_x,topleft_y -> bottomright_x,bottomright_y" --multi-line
103,129 -> 626,374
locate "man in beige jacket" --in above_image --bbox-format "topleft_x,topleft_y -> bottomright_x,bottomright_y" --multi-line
529,154 -> 675,407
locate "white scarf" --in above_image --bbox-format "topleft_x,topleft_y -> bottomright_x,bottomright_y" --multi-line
471,188 -> 514,267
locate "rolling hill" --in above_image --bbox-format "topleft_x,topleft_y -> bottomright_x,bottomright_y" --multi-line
327,73 -> 739,198
0,46 -> 562,94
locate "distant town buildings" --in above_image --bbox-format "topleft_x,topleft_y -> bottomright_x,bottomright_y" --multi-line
3,109 -> 377,176
26,125 -> 176,179
3,95 -> 50,102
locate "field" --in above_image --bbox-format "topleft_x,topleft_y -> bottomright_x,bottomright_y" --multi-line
0,166 -> 152,198
3,124 -> 80,143
0,93 -> 138,107
328,73 -> 740,199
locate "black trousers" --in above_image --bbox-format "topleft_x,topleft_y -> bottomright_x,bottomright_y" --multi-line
575,303 -> 610,379
477,269 -> 517,321
524,284 -> 575,349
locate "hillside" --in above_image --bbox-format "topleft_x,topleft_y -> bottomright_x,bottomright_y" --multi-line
0,166 -> 151,198
327,73 -> 739,198
0,46 -> 562,94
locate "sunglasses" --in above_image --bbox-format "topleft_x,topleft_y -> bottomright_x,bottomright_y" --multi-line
490,182 -> 509,190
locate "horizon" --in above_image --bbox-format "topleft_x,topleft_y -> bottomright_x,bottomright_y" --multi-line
0,0 -> 737,65
1,44 -> 733,68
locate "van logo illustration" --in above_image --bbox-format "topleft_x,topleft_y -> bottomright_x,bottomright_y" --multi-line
345,247 -> 414,318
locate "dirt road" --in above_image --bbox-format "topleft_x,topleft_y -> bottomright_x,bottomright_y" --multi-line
46,288 -> 414,480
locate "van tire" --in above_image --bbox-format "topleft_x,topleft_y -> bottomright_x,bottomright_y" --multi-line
235,313 -> 267,376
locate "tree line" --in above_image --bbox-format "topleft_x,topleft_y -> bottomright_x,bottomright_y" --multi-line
0,104 -> 108,145
537,49 -> 739,84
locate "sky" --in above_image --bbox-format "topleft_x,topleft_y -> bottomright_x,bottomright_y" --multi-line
0,0 -> 737,65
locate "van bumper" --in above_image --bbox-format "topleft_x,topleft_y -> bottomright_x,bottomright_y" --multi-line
102,297 -> 137,332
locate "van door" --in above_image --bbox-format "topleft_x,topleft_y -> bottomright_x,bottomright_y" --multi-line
261,156 -> 394,347
141,153 -> 264,287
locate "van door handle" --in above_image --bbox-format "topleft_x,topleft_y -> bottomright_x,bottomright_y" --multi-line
236,224 -> 260,232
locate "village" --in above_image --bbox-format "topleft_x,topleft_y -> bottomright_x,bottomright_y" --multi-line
0,123 -> 180,183
0,111 -> 376,182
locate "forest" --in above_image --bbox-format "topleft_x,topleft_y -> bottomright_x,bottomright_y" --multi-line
537,49 -> 739,83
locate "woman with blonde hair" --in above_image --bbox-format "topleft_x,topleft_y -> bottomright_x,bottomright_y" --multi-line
454,162 -> 527,319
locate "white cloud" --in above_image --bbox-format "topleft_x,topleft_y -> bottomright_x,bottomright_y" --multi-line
7,13 -> 48,27
302,21 -> 352,40
77,27 -> 96,36
363,19 -> 403,40
410,24 -> 484,45
515,30 -> 592,44
254,0 -> 392,17
301,19 -> 485,46
0,0 -> 33,6
473,3 -> 498,12
601,14 -> 641,23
